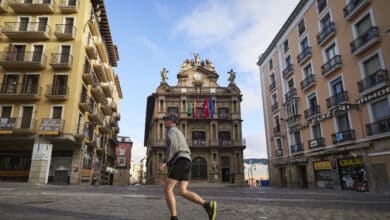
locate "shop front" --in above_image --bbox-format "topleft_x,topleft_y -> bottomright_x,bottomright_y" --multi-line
313,160 -> 335,189
338,157 -> 368,192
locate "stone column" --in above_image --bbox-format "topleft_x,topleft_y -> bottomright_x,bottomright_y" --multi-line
70,143 -> 83,184
28,136 -> 53,184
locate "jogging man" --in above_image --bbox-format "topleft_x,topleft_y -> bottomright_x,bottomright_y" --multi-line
159,113 -> 217,220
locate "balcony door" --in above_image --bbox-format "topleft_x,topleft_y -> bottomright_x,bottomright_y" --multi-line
21,74 -> 39,95
42,0 -> 51,4
331,77 -> 343,96
20,106 -> 33,129
336,113 -> 350,132
52,75 -> 68,95
32,45 -> 43,62
356,15 -> 371,36
18,17 -> 29,32
363,54 -> 381,77
325,43 -> 336,62
64,17 -> 74,34
1,106 -> 12,118
371,99 -> 390,122
38,17 -> 48,32
68,0 -> 77,6
1,74 -> 19,94
24,0 -> 33,3
218,131 -> 231,146
52,106 -> 63,119
60,45 -> 71,64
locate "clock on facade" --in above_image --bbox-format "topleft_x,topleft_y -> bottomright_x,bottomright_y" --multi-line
194,72 -> 202,80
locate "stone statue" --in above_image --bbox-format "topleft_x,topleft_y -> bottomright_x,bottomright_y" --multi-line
180,59 -> 191,71
194,53 -> 201,66
228,69 -> 236,84
205,59 -> 215,71
161,67 -> 168,82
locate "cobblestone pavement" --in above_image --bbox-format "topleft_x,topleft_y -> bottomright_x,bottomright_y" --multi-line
0,182 -> 390,220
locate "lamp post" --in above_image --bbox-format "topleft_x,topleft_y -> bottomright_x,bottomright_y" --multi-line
249,160 -> 256,188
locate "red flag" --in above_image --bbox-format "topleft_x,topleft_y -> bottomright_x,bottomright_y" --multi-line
203,96 -> 209,119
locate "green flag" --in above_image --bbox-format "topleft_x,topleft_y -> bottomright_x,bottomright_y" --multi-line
187,96 -> 193,116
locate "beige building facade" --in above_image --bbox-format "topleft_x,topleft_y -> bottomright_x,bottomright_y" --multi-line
0,0 -> 121,185
258,0 -> 390,193
144,55 -> 246,184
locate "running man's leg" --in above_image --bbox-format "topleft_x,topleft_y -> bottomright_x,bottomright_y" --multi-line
165,177 -> 178,217
177,180 -> 205,205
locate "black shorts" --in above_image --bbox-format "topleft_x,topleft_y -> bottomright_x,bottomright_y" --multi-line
167,158 -> 192,181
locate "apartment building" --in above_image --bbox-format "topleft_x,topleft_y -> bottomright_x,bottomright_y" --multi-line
257,0 -> 390,193
0,0 -> 122,185
113,136 -> 132,186
144,54 -> 246,184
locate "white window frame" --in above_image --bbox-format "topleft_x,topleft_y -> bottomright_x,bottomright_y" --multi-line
316,0 -> 328,16
368,96 -> 390,123
16,16 -> 31,31
18,104 -> 35,128
322,40 -> 340,63
328,73 -> 344,97
0,105 -> 14,118
35,16 -> 50,32
317,9 -> 333,32
306,91 -> 318,109
358,48 -> 385,79
49,105 -> 65,119
301,61 -> 314,79
351,8 -> 376,38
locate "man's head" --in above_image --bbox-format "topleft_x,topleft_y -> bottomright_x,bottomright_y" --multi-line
163,113 -> 178,126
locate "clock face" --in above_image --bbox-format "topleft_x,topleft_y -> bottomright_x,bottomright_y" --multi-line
194,72 -> 202,80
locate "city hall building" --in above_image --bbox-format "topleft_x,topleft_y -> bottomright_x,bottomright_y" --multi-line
144,55 -> 246,184
0,0 -> 122,185
258,0 -> 390,192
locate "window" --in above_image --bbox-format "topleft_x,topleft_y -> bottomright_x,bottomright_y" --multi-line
269,59 -> 273,70
64,17 -> 74,34
32,45 -> 44,62
276,138 -> 282,150
272,93 -> 277,105
52,75 -> 68,96
363,54 -> 381,77
331,77 -> 343,95
52,106 -> 63,119
270,73 -> 275,89
37,17 -> 48,32
317,0 -> 327,13
119,147 -> 125,156
325,43 -> 336,61
192,131 -> 205,140
298,20 -> 305,35
60,45 -> 71,64
1,74 -> 19,94
83,152 -> 92,169
356,15 -> 372,36
300,37 -> 309,51
303,64 -> 313,78
119,157 -> 126,166
167,107 -> 178,115
19,17 -> 29,31
308,93 -> 318,108
336,113 -> 350,131
20,106 -> 33,129
287,79 -> 294,90
1,106 -> 12,118
312,123 -> 322,138
274,115 -> 280,129
218,108 -> 229,118
285,55 -> 292,66
22,74 -> 39,95
191,157 -> 207,180
294,130 -> 302,144
284,40 -> 289,53
371,99 -> 390,121
320,13 -> 332,30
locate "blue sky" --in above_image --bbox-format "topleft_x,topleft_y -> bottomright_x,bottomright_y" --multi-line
105,0 -> 299,163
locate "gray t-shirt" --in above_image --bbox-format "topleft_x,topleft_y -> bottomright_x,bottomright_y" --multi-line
163,126 -> 191,165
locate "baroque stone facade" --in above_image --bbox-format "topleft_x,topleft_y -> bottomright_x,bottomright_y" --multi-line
144,55 -> 246,184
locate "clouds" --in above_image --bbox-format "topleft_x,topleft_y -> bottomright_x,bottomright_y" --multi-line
243,132 -> 268,158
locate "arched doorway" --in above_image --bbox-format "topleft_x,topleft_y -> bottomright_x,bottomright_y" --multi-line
221,156 -> 231,183
191,157 -> 207,180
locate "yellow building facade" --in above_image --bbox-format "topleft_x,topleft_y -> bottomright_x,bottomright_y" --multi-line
258,0 -> 390,193
0,0 -> 121,185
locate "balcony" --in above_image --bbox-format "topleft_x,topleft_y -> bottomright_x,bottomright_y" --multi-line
192,139 -> 206,147
317,22 -> 336,46
54,24 -> 76,40
45,85 -> 68,100
112,102 -> 118,112
366,117 -> 390,136
273,126 -> 281,134
304,105 -> 320,119
0,83 -> 41,100
282,64 -> 294,78
350,26 -> 380,56
50,53 -> 72,70
269,82 -> 276,91
93,61 -> 108,82
290,143 -> 304,154
285,88 -> 297,102
91,85 -> 107,105
0,51 -> 46,70
358,69 -> 389,95
101,101 -> 113,116
99,120 -> 112,134
82,70 -> 99,86
2,22 -> 50,40
101,82 -> 113,98
275,149 -> 283,157
326,91 -> 348,109
59,0 -> 79,13
8,0 -> 55,14
317,0 -> 327,13
297,47 -> 312,64
88,108 -> 104,125
39,118 -> 65,135
219,140 -> 232,147
286,114 -> 301,128
94,36 -> 109,63
271,102 -> 278,112
321,55 -> 342,77
332,129 -> 355,144
343,0 -> 371,21
300,74 -> 316,91
85,38 -> 97,59
88,16 -> 99,36
308,137 -> 325,149
79,96 -> 95,113
0,117 -> 37,134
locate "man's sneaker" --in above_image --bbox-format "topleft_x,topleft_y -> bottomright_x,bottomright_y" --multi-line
204,201 -> 217,220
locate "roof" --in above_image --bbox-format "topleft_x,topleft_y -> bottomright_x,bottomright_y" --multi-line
91,0 -> 119,67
